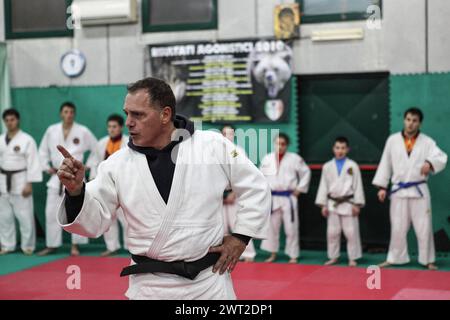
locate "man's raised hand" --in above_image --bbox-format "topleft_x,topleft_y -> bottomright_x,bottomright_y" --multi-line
56,145 -> 85,196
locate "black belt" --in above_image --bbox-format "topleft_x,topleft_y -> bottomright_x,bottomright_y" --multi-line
327,194 -> 354,208
0,168 -> 26,192
120,252 -> 221,280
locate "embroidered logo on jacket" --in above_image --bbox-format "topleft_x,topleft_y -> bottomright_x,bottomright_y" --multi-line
347,167 -> 353,175
13,145 -> 20,152
231,149 -> 239,158
73,138 -> 80,145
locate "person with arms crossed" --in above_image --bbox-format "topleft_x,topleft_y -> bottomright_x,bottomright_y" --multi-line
37,102 -> 97,256
86,114 -> 129,256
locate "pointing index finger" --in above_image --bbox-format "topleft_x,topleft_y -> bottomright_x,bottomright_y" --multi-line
57,145 -> 73,159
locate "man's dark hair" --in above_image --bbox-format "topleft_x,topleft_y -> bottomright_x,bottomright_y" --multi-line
404,107 -> 424,122
221,124 -> 235,131
127,77 -> 176,121
107,114 -> 124,127
2,108 -> 20,120
335,136 -> 349,147
276,132 -> 290,145
60,101 -> 76,113
279,7 -> 295,19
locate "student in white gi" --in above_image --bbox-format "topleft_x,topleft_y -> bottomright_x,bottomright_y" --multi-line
260,133 -> 311,263
374,107 -> 447,270
55,78 -> 271,300
86,114 -> 128,256
0,109 -> 42,255
221,124 -> 257,262
37,102 -> 97,256
315,137 -> 365,267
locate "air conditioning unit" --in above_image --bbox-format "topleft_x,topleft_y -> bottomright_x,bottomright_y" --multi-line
72,0 -> 138,26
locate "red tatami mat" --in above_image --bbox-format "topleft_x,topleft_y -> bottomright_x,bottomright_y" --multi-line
1,256 -> 449,300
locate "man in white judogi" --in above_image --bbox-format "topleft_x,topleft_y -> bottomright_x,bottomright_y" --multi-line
373,107 -> 447,270
55,78 -> 271,299
221,125 -> 257,262
0,109 -> 42,255
260,133 -> 311,263
315,137 -> 365,267
37,102 -> 97,256
86,114 -> 128,256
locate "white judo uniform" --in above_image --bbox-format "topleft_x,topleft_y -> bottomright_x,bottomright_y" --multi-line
315,158 -> 365,261
260,152 -> 311,259
39,122 -> 97,248
57,129 -> 271,300
87,135 -> 129,252
0,130 -> 42,252
222,144 -> 256,260
373,132 -> 447,266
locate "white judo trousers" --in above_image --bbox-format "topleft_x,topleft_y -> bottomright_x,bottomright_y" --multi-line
373,132 -> 447,266
45,189 -> 88,247
57,128 -> 271,299
260,152 -> 311,259
388,197 -> 434,265
86,135 -> 129,252
223,201 -> 256,259
0,130 -> 42,252
315,158 -> 365,261
39,122 -> 97,248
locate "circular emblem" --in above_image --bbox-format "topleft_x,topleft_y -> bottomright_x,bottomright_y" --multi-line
73,138 -> 80,145
13,145 -> 20,152
60,49 -> 86,78
347,167 -> 353,175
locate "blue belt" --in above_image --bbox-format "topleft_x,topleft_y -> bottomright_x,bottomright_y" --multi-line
271,190 -> 295,222
389,180 -> 426,198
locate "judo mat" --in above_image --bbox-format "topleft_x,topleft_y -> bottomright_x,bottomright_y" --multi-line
1,254 -> 450,300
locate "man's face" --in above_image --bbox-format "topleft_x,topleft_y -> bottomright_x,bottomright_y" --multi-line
280,14 -> 295,33
60,106 -> 75,124
403,113 -> 421,135
275,137 -> 288,155
124,89 -> 164,147
222,126 -> 235,142
107,121 -> 122,139
3,115 -> 19,132
333,142 -> 349,160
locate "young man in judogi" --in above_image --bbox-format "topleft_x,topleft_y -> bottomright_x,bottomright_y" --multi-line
221,124 -> 257,262
86,114 -> 128,256
260,133 -> 311,263
37,102 -> 97,256
0,109 -> 42,255
54,78 -> 271,300
373,107 -> 447,270
315,137 -> 365,267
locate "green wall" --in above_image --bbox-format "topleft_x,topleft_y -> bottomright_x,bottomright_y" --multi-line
9,74 -> 450,249
10,80 -> 298,242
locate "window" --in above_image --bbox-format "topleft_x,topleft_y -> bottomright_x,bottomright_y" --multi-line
142,0 -> 217,33
297,0 -> 382,24
5,0 -> 73,39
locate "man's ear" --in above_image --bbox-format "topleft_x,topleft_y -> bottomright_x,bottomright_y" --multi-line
161,106 -> 172,124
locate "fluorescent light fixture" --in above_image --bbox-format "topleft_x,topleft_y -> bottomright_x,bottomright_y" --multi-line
311,28 -> 364,41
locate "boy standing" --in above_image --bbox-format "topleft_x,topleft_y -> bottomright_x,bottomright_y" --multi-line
315,137 -> 365,267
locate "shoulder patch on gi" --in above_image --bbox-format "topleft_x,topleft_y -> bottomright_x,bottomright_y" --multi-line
13,145 -> 20,152
73,137 -> 80,145
231,149 -> 239,158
